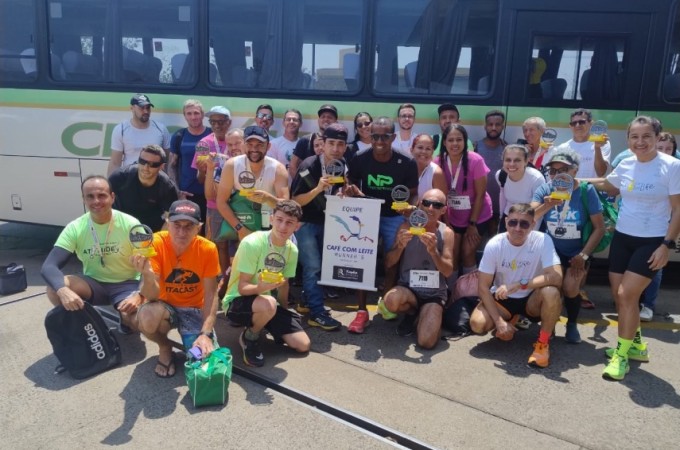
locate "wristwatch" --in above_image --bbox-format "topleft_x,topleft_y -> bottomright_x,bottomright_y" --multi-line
469,220 -> 477,226
578,252 -> 590,261
200,331 -> 214,339
519,278 -> 529,290
662,239 -> 677,250
234,222 -> 243,231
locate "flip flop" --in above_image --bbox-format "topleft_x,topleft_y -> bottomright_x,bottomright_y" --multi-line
155,355 -> 176,378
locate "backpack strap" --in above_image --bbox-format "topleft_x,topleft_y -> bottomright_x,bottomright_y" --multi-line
498,170 -> 508,188
579,181 -> 590,217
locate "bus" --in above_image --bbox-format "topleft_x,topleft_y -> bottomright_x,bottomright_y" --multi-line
1,0 -> 679,251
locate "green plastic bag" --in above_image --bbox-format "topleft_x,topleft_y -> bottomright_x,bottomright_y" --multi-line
580,181 -> 618,254
184,347 -> 232,407
218,192 -> 262,241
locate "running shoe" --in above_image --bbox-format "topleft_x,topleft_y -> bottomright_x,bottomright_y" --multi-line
528,342 -> 550,368
239,330 -> 264,367
348,310 -> 370,334
605,343 -> 649,362
565,322 -> 581,344
515,316 -> 531,330
639,306 -> 653,322
377,297 -> 398,321
308,313 -> 341,331
580,290 -> 595,309
397,314 -> 417,337
602,353 -> 630,381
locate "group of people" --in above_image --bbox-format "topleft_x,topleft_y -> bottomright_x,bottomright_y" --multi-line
41,93 -> 679,382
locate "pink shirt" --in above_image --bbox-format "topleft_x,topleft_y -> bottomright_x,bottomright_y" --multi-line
438,151 -> 493,228
191,133 -> 229,209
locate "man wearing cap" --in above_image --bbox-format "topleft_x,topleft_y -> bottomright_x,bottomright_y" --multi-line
41,176 -> 147,334
254,104 -> 275,132
269,109 -> 302,175
344,116 -> 419,333
107,94 -> 171,176
109,144 -> 178,232
133,199 -> 220,378
291,123 -> 349,331
288,104 -> 338,179
216,126 -> 290,242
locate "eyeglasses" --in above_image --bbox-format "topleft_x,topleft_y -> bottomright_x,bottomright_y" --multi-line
356,121 -> 372,129
569,119 -> 589,127
256,112 -> 273,121
284,117 -> 300,123
209,119 -> 228,126
138,157 -> 163,168
422,199 -> 445,209
371,133 -> 394,142
399,114 -> 415,120
506,219 -> 532,230
548,167 -> 570,175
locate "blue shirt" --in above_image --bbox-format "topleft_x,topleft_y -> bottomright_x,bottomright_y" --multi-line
170,127 -> 212,194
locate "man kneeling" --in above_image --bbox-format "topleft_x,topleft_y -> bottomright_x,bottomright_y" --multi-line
470,203 -> 563,368
223,200 -> 310,367
382,189 -> 454,349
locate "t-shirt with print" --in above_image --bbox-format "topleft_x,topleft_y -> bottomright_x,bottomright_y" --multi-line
150,231 -> 220,308
347,149 -> 418,218
191,133 -> 229,209
269,136 -> 299,169
222,230 -> 299,309
549,139 -> 611,179
533,182 -> 603,257
170,127 -> 212,194
606,152 -> 680,238
55,211 -> 141,283
439,151 -> 493,227
497,167 -> 545,216
479,231 -> 560,298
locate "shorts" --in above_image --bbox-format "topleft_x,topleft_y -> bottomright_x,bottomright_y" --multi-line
494,293 -> 540,322
451,219 -> 490,236
380,215 -> 406,252
226,295 -> 304,340
608,231 -> 663,279
138,300 -> 204,348
556,250 -> 591,271
205,208 -> 226,243
81,276 -> 139,308
397,283 -> 447,308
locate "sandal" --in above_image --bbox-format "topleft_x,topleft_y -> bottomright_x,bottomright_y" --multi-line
154,355 -> 176,378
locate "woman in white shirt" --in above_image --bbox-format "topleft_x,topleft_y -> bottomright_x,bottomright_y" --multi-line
410,134 -> 447,200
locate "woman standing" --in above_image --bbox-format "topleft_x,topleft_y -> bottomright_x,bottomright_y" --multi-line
593,116 -> 680,381
410,134 -> 447,199
345,112 -> 373,163
496,144 -> 545,232
438,124 -> 493,277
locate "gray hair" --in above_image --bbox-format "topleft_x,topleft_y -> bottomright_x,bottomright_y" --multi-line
226,128 -> 244,138
523,117 -> 546,131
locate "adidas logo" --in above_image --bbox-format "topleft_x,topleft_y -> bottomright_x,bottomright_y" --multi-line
84,323 -> 106,360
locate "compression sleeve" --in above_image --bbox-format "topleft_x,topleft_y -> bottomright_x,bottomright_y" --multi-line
40,246 -> 74,291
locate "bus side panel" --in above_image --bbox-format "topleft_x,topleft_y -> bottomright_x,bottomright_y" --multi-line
0,156 -> 84,226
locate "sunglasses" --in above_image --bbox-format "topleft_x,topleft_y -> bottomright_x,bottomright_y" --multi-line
256,112 -> 273,121
569,119 -> 589,127
209,119 -> 228,126
506,219 -> 532,230
356,121 -> 372,128
371,133 -> 394,142
548,167 -> 570,175
422,199 -> 446,209
138,157 -> 163,168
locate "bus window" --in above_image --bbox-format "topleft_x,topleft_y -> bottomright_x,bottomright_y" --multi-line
0,0 -> 37,82
208,0 -> 363,92
529,35 -> 627,103
373,0 -> 498,96
663,6 -> 680,102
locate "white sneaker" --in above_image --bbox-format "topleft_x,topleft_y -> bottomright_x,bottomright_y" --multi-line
640,306 -> 653,322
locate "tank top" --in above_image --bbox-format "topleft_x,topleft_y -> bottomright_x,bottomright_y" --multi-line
398,221 -> 448,300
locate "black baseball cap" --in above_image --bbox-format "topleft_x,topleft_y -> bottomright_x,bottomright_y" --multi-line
323,123 -> 348,142
244,125 -> 269,143
318,104 -> 338,118
168,200 -> 201,224
130,94 -> 154,107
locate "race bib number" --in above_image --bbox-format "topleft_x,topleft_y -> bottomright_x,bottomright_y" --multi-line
547,221 -> 580,239
447,195 -> 471,210
409,270 -> 439,289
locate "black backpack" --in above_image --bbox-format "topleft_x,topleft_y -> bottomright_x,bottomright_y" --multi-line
45,303 -> 122,379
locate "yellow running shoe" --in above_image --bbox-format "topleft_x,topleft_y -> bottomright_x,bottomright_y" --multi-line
528,342 -> 550,368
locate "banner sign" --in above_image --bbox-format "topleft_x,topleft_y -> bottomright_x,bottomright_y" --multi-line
320,196 -> 383,291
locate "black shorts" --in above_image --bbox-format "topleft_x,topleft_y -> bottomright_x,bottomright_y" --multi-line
226,295 -> 304,340
608,231 -> 663,279
451,219 -> 490,236
397,283 -> 447,308
556,251 -> 591,271
81,276 -> 139,308
494,293 -> 540,322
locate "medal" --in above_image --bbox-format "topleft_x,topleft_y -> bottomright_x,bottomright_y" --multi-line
390,185 -> 411,211
129,224 -> 157,257
408,209 -> 428,235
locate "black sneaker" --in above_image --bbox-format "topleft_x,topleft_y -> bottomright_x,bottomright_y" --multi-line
397,314 -> 417,337
239,331 -> 264,367
308,313 -> 341,331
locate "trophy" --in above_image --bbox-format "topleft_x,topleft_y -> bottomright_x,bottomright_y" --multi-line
195,141 -> 211,163
129,224 -> 156,257
260,252 -> 286,284
408,209 -> 428,235
238,170 -> 257,196
325,159 -> 345,184
540,128 -> 557,149
390,185 -> 411,211
588,120 -> 608,143
549,173 -> 574,201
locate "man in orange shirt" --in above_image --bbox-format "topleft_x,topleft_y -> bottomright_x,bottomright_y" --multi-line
132,200 -> 220,377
